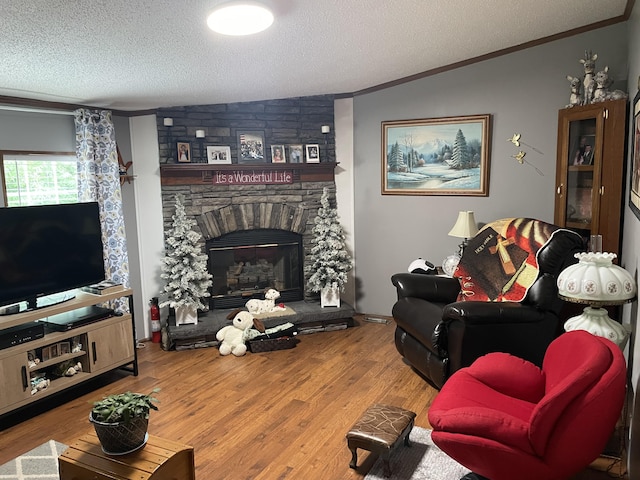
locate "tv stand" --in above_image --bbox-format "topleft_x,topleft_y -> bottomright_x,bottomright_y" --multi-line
0,288 -> 137,418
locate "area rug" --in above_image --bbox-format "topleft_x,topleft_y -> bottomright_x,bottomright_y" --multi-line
0,440 -> 67,480
364,427 -> 470,480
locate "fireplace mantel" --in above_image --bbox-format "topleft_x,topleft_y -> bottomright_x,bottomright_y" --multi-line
160,162 -> 338,186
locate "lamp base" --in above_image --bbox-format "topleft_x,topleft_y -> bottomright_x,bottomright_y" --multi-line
564,306 -> 628,349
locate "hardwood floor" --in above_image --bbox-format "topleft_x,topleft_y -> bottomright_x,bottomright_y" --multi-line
0,316 -> 626,479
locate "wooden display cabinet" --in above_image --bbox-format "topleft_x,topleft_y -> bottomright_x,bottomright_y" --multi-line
0,288 -> 137,417
554,98 -> 628,256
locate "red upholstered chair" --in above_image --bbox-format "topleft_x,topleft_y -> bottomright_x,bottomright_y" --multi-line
428,331 -> 626,480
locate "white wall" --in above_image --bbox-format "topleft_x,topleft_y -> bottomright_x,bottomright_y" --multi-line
352,23 -> 628,316
334,98 -> 356,308
128,115 -> 165,339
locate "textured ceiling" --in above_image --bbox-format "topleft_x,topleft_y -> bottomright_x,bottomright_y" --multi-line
0,0 -> 629,111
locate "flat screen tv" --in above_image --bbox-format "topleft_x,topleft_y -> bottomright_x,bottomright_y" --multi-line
0,202 -> 106,312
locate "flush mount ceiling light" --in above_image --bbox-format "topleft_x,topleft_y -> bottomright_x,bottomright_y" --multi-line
207,1 -> 274,36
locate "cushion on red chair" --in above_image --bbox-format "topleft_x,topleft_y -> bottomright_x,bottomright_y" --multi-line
429,358 -> 538,454
528,332 -> 614,456
461,352 -> 545,401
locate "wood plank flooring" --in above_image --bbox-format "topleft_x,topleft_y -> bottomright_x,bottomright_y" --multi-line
0,316 -> 626,479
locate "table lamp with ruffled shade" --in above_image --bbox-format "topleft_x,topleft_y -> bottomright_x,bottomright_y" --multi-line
557,252 -> 636,349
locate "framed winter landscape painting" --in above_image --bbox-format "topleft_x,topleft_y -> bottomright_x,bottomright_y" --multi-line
381,114 -> 491,195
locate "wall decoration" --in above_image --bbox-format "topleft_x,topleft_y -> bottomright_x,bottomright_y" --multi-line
238,131 -> 265,164
206,146 -> 232,164
271,145 -> 286,163
507,133 -> 544,176
288,144 -> 303,163
177,142 -> 191,163
305,144 -> 320,163
630,88 -> 640,221
382,114 -> 491,196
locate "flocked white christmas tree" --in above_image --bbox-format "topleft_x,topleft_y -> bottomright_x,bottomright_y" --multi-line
160,194 -> 212,310
305,187 -> 352,294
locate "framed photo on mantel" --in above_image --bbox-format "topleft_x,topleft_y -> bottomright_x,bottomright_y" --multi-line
288,144 -> 303,163
207,146 -> 232,164
305,144 -> 320,163
238,131 -> 265,164
177,142 -> 191,163
271,145 -> 286,163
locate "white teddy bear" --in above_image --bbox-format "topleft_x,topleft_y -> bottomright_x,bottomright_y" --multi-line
216,310 -> 256,356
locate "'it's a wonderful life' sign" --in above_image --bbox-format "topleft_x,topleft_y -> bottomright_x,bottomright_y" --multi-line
212,170 -> 293,185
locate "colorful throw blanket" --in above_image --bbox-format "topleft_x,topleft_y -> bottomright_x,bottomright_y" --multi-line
454,218 -> 559,302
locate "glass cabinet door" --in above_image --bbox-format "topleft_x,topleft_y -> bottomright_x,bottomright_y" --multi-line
565,117 -> 597,233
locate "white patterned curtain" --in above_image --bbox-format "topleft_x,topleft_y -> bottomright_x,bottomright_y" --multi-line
74,109 -> 130,299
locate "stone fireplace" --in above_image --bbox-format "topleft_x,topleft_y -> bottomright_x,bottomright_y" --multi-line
159,163 -> 337,309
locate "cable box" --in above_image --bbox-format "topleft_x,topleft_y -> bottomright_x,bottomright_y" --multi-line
0,321 -> 45,350
41,306 -> 115,332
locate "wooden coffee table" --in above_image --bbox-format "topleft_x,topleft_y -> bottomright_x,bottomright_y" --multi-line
58,432 -> 195,480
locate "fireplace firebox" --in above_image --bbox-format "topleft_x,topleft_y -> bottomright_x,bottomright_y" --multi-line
207,229 -> 304,309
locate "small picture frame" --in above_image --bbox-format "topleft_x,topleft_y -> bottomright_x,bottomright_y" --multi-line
288,144 -> 303,163
207,146 -> 232,164
50,344 -> 59,358
305,144 -> 320,163
177,142 -> 191,163
271,145 -> 286,163
41,346 -> 51,362
238,131 -> 265,164
59,341 -> 70,355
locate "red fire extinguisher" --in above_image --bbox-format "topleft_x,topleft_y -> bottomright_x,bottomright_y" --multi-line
150,297 -> 161,343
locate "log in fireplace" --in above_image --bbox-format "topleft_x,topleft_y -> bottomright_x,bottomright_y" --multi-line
207,229 -> 304,309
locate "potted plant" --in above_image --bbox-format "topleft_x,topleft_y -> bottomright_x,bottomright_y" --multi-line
89,388 -> 160,454
305,187 -> 353,307
160,194 -> 213,325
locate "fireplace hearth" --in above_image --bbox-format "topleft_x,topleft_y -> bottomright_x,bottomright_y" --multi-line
208,229 -> 303,309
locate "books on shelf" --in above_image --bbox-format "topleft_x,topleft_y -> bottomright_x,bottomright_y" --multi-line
81,281 -> 123,295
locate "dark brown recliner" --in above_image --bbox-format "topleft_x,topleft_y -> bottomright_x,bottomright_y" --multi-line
391,218 -> 584,390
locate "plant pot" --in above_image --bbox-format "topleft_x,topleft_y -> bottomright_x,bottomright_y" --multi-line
175,305 -> 198,326
89,412 -> 149,455
321,284 -> 340,308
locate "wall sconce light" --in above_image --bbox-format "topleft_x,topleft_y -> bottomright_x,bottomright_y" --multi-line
195,129 -> 206,138
163,117 -> 174,127
321,125 -> 331,134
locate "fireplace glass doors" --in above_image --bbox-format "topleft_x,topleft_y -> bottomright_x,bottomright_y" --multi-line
207,229 -> 304,309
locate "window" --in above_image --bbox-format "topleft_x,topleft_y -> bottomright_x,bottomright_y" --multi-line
1,152 -> 77,207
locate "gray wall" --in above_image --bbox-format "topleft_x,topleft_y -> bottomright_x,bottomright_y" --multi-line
352,23 -> 628,316
622,2 -> 640,475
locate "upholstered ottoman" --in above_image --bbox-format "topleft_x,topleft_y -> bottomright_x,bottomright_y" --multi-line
346,404 -> 416,477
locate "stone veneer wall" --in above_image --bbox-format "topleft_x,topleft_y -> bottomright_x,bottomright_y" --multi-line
157,95 -> 338,301
160,183 -> 335,301
156,95 -> 335,165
